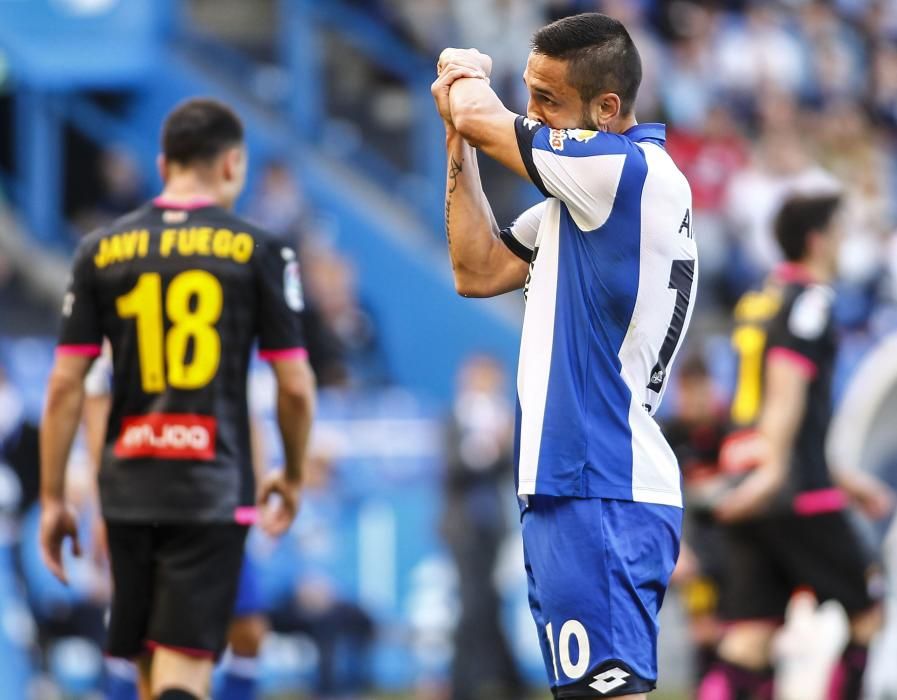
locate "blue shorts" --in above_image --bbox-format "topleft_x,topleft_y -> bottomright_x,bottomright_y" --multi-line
521,495 -> 682,697
233,555 -> 264,618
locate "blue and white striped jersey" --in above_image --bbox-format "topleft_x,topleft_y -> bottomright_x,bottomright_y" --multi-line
500,118 -> 697,507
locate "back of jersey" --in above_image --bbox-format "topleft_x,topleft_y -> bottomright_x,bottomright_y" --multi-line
58,199 -> 305,523
727,266 -> 837,499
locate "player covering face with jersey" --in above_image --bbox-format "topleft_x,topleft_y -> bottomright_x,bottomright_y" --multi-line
433,12 -> 697,700
39,98 -> 316,700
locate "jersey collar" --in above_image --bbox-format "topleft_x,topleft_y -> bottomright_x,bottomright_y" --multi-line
623,123 -> 666,147
774,262 -> 820,285
152,196 -> 217,210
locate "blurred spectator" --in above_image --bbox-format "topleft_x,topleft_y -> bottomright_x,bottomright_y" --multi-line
440,355 -> 522,700
723,95 -> 840,280
0,366 -> 24,453
73,147 -> 144,236
20,460 -> 109,693
259,439 -> 375,699
796,1 -> 865,104
663,354 -> 728,688
247,160 -> 309,243
712,4 -> 805,99
451,0 -> 543,109
0,367 -> 38,514
302,242 -> 391,388
667,106 -> 750,306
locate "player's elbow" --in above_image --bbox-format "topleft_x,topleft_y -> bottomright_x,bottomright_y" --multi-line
452,269 -> 493,298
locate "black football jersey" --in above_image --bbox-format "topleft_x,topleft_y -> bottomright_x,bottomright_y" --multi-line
58,198 -> 306,523
728,264 -> 837,498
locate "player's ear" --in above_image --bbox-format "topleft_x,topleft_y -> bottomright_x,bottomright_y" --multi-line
157,154 -> 169,183
222,146 -> 245,183
591,92 -> 622,130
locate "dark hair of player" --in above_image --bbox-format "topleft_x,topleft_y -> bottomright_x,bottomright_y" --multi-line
774,193 -> 842,262
532,13 -> 642,115
677,352 -> 709,381
161,98 -> 244,166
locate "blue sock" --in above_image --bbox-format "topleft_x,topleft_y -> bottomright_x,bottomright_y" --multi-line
216,653 -> 258,700
104,658 -> 138,700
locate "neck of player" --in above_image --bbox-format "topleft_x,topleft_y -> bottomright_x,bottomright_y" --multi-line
159,171 -> 232,210
611,113 -> 638,134
801,256 -> 834,284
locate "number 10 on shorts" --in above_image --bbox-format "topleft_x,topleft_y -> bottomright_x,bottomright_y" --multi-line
546,619 -> 590,680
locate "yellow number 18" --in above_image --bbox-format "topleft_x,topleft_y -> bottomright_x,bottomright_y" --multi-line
116,270 -> 223,393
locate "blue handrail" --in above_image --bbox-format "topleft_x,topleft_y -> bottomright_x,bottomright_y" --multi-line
279,0 -> 445,234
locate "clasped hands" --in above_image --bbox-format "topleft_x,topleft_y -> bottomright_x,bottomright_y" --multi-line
431,47 -> 493,127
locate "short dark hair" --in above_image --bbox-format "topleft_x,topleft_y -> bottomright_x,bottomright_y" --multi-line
532,13 -> 642,114
774,193 -> 841,262
161,98 -> 244,166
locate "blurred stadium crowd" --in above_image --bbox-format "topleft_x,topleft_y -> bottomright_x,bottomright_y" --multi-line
2,0 -> 897,698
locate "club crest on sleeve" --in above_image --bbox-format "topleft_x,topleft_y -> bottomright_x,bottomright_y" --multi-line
569,129 -> 598,144
284,261 -> 304,312
62,292 -> 75,317
549,129 -> 567,151
788,285 -> 833,340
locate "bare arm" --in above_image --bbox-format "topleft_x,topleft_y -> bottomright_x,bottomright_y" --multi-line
257,357 -> 316,536
41,354 -> 94,503
431,56 -> 530,297
272,358 -> 315,484
40,353 -> 95,582
448,77 -> 529,180
82,392 -> 110,480
443,129 -> 529,297
716,356 -> 808,522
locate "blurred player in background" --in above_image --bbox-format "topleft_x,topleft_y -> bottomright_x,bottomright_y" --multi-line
707,193 -> 891,700
432,12 -> 697,698
440,354 -> 522,700
39,98 -> 316,700
82,347 -> 270,700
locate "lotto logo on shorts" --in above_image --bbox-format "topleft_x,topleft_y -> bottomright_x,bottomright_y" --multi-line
115,413 -> 217,460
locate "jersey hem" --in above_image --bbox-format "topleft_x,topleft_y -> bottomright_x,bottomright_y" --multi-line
101,508 -> 251,524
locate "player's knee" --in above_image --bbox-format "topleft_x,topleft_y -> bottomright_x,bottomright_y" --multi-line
150,647 -> 213,699
228,614 -> 267,657
717,621 -> 777,670
849,603 -> 884,646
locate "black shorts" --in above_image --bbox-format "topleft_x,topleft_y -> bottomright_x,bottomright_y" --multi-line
105,521 -> 248,659
719,510 -> 876,621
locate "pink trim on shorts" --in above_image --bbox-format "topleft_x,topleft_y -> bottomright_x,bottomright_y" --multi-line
234,506 -> 258,525
145,640 -> 215,659
793,488 -> 848,516
56,344 -> 102,357
767,346 -> 817,379
152,196 -> 216,210
258,347 -> 309,362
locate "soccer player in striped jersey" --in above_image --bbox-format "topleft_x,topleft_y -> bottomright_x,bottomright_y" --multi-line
432,12 -> 696,698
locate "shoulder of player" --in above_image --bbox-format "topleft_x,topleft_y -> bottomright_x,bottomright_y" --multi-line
78,203 -> 155,248
782,283 -> 836,340
533,126 -> 637,158
208,212 -> 280,251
